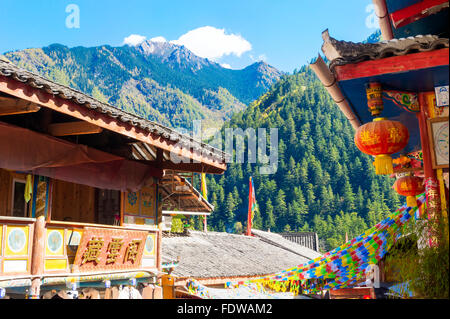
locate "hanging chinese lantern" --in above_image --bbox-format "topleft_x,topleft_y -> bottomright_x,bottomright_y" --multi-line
354,118 -> 409,175
393,175 -> 424,207
366,82 -> 384,117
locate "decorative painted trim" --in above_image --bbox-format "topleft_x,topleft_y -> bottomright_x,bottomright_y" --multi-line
383,90 -> 420,113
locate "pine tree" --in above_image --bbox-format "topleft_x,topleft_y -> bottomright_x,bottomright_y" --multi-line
265,199 -> 276,231
202,65 -> 399,250
224,192 -> 236,225
252,208 -> 263,230
342,178 -> 356,212
274,189 -> 288,229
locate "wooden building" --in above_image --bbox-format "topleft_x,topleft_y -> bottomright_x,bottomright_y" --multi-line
311,0 -> 449,296
160,170 -> 214,232
0,59 -> 227,298
311,0 -> 448,238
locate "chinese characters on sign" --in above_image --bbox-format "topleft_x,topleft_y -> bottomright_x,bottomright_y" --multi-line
106,238 -> 123,264
81,237 -> 103,265
124,240 -> 142,264
73,227 -> 148,272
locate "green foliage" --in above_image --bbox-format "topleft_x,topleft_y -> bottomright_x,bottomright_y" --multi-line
233,221 -> 243,234
170,215 -> 185,233
205,66 -> 402,251
384,216 -> 449,299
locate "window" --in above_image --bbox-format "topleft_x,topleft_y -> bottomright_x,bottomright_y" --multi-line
12,179 -> 28,217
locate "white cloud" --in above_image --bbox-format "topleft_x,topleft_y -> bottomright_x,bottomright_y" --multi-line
250,53 -> 268,62
220,63 -> 232,69
123,34 -> 147,46
150,36 -> 167,43
171,26 -> 252,61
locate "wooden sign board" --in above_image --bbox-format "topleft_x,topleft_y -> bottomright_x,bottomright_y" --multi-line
72,227 -> 148,272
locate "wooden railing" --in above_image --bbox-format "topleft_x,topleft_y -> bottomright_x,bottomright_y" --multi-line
0,217 -> 160,282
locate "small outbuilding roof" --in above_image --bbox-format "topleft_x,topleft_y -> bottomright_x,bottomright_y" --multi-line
161,230 -> 322,280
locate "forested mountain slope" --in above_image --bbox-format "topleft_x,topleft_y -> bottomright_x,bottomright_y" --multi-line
2,40 -> 282,130
205,65 -> 401,251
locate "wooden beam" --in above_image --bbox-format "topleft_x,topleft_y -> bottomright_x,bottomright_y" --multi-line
147,160 -> 223,174
48,121 -> 103,136
335,48 -> 449,81
390,0 -> 449,29
0,75 -> 227,173
0,96 -> 40,116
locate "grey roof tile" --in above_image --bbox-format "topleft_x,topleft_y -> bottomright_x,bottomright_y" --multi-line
162,230 -> 322,279
320,30 -> 449,72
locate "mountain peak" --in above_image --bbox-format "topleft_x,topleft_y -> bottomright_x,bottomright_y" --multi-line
137,39 -> 180,56
244,61 -> 283,77
135,39 -> 214,71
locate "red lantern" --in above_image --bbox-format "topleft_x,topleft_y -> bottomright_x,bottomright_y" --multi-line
393,176 -> 424,207
354,118 -> 409,175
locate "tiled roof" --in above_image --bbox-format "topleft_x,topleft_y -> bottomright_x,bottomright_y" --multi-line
162,230 -> 322,278
0,59 -> 229,163
320,30 -> 449,72
251,229 -> 322,259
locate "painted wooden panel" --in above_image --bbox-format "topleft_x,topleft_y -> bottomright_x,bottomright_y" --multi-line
140,185 -> 155,217
45,228 -> 65,256
143,234 -> 156,256
31,176 -> 51,219
141,233 -> 156,269
3,259 -> 28,273
65,228 -> 83,267
123,180 -> 157,227
66,229 -> 83,256
5,225 -> 29,256
1,222 -> 32,275
124,191 -> 140,215
44,259 -> 68,271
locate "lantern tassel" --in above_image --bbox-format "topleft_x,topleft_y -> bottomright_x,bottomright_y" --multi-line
406,196 -> 417,207
374,154 -> 394,175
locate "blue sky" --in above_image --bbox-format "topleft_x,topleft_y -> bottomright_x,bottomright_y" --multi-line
0,0 -> 379,72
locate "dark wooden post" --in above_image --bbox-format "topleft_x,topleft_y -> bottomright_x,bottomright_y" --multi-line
30,214 -> 45,298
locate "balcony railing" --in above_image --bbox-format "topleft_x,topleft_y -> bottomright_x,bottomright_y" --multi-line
0,217 -> 160,287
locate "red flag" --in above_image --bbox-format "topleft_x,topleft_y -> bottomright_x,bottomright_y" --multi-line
246,177 -> 257,236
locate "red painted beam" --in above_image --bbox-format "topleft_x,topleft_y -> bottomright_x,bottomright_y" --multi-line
335,48 -> 449,81
390,0 -> 449,29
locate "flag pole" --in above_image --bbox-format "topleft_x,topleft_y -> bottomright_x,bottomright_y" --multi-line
246,177 -> 252,236
201,173 -> 208,233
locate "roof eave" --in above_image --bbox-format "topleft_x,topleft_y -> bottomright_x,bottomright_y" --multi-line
0,59 -> 229,173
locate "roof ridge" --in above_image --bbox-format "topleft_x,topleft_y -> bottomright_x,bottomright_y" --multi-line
320,31 -> 449,72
